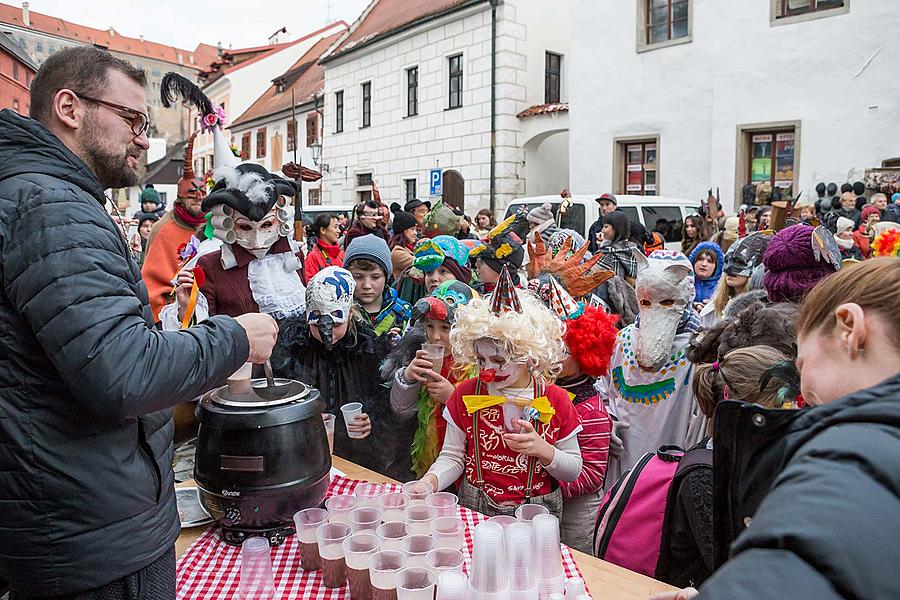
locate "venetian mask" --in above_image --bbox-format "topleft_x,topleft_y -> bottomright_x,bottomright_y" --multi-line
233,208 -> 281,259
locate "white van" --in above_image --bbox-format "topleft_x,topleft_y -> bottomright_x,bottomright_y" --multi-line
504,194 -> 699,251
299,204 -> 355,226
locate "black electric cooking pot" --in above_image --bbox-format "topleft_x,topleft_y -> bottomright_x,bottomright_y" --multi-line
194,365 -> 331,546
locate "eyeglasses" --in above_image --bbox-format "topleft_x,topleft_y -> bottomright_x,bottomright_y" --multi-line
72,91 -> 150,137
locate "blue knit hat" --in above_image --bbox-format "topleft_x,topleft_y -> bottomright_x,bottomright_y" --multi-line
344,234 -> 393,278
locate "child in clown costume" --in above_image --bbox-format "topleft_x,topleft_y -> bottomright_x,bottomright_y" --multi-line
381,280 -> 478,478
418,266 -> 583,518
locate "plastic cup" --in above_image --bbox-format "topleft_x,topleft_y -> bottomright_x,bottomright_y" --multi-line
515,504 -> 549,523
425,548 -> 465,575
429,516 -> 466,551
316,522 -> 351,588
426,492 -> 458,517
400,534 -> 435,568
376,521 -> 411,552
402,480 -> 435,505
239,537 -> 276,599
327,494 -> 360,524
227,362 -> 253,395
532,514 -> 564,600
403,503 -> 437,536
378,492 -> 411,522
422,343 -> 445,373
322,413 -> 336,454
565,577 -> 586,600
369,550 -> 408,600
469,521 -> 508,595
506,522 -> 537,600
436,570 -> 469,600
502,402 -> 527,432
349,506 -> 384,533
395,567 -> 436,600
342,402 -> 365,439
343,532 -> 381,600
488,515 -> 518,529
355,482 -> 386,508
294,507 -> 328,570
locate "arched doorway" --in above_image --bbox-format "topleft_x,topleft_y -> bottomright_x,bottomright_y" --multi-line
442,170 -> 465,212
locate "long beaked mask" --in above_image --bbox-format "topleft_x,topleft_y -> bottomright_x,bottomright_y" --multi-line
634,250 -> 695,371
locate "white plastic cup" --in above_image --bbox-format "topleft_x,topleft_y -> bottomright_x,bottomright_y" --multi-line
395,567 -> 436,600
429,516 -> 466,551
322,413 -> 336,454
425,548 -> 465,575
326,494 -> 360,524
400,534 -> 435,568
515,504 -> 549,523
403,503 -> 437,536
469,521 -> 508,594
355,482 -> 386,508
506,522 -> 538,600
239,537 -> 276,599
564,577 -> 586,600
342,532 -> 381,600
426,492 -> 459,517
376,520 -> 411,552
378,492 -> 411,522
369,550 -> 408,597
436,570 -> 469,600
422,343 -> 445,373
293,507 -> 328,570
349,506 -> 384,533
488,515 -> 518,529
532,514 -> 565,600
316,522 -> 351,588
341,402 -> 365,439
402,480 -> 435,505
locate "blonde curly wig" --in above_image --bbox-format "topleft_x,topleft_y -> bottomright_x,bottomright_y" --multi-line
449,290 -> 567,382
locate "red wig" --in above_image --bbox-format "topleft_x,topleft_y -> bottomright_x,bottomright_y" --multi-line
563,305 -> 619,377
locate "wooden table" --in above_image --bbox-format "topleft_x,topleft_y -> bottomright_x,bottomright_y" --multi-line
176,457 -> 675,599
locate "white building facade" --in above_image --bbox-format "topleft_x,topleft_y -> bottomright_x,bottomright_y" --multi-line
569,0 -> 900,210
318,0 -> 570,215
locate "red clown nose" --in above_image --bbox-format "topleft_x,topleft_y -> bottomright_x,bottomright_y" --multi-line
480,369 -> 496,383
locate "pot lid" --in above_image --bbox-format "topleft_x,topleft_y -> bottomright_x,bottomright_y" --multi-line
212,362 -> 311,408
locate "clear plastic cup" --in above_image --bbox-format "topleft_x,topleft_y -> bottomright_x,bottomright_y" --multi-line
341,402 -> 365,439
349,506 -> 384,533
395,567 -> 436,600
326,494 -> 360,524
293,507 -> 328,570
515,504 -> 549,523
322,413 -> 336,454
369,550 -> 408,600
488,515 -> 518,529
469,521 -> 508,594
342,532 -> 381,600
401,480 -> 435,505
436,570 -> 469,600
426,492 -> 458,517
564,577 -> 586,600
532,514 -> 564,600
421,343 -> 445,373
429,516 -> 466,551
239,537 -> 276,599
376,520 -> 411,552
355,482 -> 386,508
316,522 -> 351,588
399,534 -> 435,568
425,548 -> 465,575
502,401 -> 528,432
378,492 -> 411,522
506,522 -> 537,600
403,503 -> 437,536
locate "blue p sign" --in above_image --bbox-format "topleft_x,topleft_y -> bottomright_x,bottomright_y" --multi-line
429,169 -> 443,196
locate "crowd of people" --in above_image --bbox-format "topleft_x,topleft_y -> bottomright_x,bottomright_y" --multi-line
0,45 -> 899,599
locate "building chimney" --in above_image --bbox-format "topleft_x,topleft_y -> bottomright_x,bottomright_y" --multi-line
21,2 -> 30,27
108,26 -> 115,37
139,34 -> 144,42
217,41 -> 223,56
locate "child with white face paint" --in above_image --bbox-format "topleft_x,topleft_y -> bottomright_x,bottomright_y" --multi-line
417,266 -> 583,518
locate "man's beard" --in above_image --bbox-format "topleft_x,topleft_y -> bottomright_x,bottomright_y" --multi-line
80,112 -> 141,189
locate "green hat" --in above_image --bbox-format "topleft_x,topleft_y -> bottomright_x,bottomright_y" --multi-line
140,187 -> 161,206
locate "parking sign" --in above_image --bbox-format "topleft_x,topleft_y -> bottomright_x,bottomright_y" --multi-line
429,169 -> 443,196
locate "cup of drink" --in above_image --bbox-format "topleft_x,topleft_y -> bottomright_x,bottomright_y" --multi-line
326,494 -> 360,524
395,567 -> 436,600
425,548 -> 465,575
227,362 -> 253,395
293,507 -> 328,570
377,493 -> 411,522
403,504 -> 437,536
349,506 -> 384,533
426,492 -> 458,518
429,516 -> 465,551
401,480 -> 435,505
421,343 -> 445,373
342,532 -> 381,600
316,522 -> 352,588
322,413 -> 336,454
436,570 -> 469,600
341,402 -> 365,439
376,521 -> 410,552
355,482 -> 386,508
368,550 -> 408,600
239,537 -> 276,599
399,534 -> 435,568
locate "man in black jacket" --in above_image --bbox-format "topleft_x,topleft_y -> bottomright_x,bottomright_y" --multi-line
0,47 -> 278,597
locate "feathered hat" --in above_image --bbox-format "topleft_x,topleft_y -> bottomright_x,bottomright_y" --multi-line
527,234 -> 614,299
469,213 -> 526,271
489,264 -> 522,314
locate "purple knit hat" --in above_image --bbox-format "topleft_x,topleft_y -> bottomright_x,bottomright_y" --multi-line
763,224 -> 835,302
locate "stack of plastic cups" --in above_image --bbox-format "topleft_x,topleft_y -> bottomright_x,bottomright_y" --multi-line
564,577 -> 586,600
239,537 -> 277,599
505,522 -> 538,600
436,570 -> 469,600
532,514 -> 565,600
514,504 -> 549,524
487,515 -> 517,529
468,521 -> 508,600
342,532 -> 381,600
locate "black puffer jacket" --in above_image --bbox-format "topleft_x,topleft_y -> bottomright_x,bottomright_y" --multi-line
698,372 -> 900,599
0,110 -> 249,595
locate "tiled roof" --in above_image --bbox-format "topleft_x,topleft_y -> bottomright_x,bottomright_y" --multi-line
0,30 -> 35,70
517,102 -> 570,118
324,0 -> 485,61
231,31 -> 344,128
0,1 -> 216,69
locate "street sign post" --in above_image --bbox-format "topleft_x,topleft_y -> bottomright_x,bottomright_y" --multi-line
429,168 -> 443,197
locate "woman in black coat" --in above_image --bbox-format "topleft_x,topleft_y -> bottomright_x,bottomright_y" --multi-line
654,257 -> 900,600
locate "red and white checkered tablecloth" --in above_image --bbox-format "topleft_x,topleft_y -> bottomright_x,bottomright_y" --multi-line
177,475 -> 586,599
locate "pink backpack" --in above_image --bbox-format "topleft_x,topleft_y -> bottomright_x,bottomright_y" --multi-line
592,446 -> 712,578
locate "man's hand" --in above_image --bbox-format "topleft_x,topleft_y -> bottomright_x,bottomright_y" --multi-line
423,371 -> 455,404
348,413 -> 372,439
609,420 -> 629,459
404,350 -> 436,384
234,313 -> 278,364
649,587 -> 699,600
503,420 -> 555,465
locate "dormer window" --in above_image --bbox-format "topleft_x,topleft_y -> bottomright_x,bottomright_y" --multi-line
275,79 -> 286,93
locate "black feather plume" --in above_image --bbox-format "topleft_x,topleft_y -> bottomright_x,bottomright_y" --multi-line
160,72 -> 214,116
759,360 -> 801,407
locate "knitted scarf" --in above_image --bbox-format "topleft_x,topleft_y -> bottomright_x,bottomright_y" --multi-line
174,203 -> 207,228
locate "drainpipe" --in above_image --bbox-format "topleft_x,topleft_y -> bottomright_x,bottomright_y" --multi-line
489,0 -> 499,215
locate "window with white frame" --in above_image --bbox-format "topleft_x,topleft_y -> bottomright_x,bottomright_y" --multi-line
775,0 -> 845,19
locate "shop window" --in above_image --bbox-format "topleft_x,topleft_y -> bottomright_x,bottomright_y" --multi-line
749,130 -> 796,198
620,139 -> 658,196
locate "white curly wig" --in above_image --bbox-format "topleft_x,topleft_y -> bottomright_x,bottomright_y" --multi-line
449,289 -> 567,381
